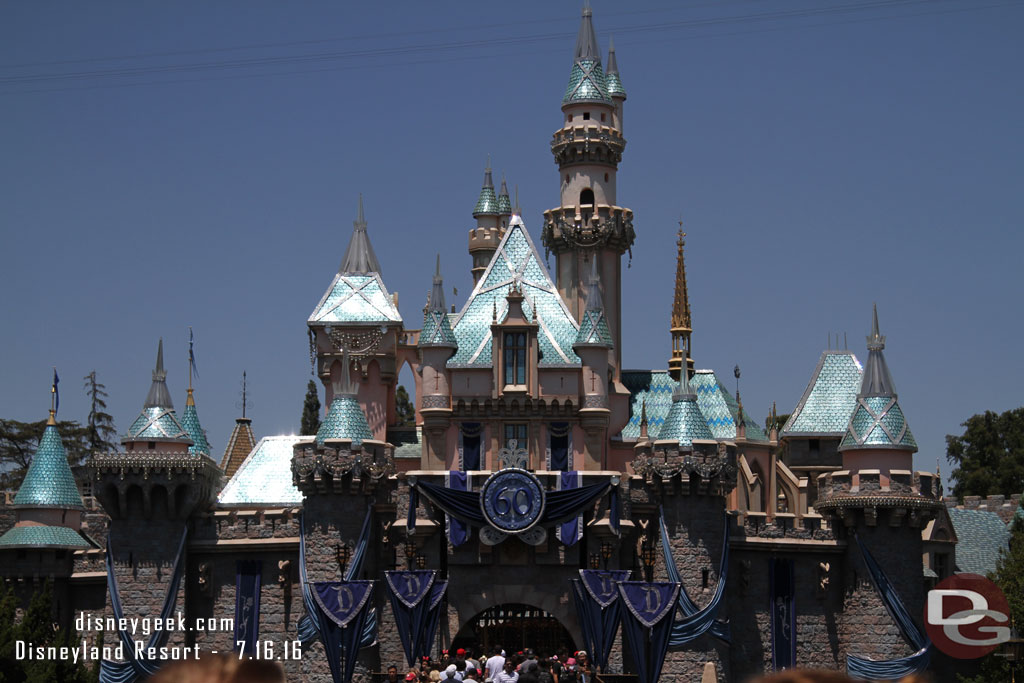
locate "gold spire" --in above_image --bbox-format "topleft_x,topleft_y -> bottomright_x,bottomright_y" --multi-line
47,409 -> 56,426
668,223 -> 693,381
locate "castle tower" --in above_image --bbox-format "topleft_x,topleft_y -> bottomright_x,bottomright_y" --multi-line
220,372 -> 257,478
122,339 -> 193,454
309,196 -> 403,441
468,162 -> 507,285
418,256 -> 458,469
668,229 -> 693,381
816,305 -> 940,670
573,260 -> 613,468
542,5 -> 634,375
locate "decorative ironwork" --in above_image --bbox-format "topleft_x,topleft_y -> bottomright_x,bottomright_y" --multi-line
291,443 -> 395,483
582,394 -> 609,409
497,438 -> 529,470
421,395 -> 451,409
324,325 -> 385,356
632,449 -> 734,482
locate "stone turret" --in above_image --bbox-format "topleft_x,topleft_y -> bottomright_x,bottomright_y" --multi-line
573,260 -> 612,468
418,256 -> 457,469
542,5 -> 634,375
468,162 -> 507,285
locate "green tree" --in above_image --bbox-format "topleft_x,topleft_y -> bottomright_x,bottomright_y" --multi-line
395,385 -> 415,428
300,380 -> 321,436
946,407 -> 1024,498
82,371 -> 117,453
764,412 -> 791,435
0,580 -> 99,683
0,419 -> 90,491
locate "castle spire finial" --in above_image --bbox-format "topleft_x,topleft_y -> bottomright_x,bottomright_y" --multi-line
867,302 -> 885,351
340,195 -> 383,275
668,225 -> 693,381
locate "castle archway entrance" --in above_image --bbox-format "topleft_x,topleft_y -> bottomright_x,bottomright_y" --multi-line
451,603 -> 576,657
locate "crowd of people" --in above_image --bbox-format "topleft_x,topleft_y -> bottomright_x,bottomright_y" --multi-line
385,646 -> 594,683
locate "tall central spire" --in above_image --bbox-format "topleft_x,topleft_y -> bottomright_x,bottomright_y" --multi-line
144,338 -> 174,409
339,194 -> 383,275
668,228 -> 693,381
573,4 -> 601,62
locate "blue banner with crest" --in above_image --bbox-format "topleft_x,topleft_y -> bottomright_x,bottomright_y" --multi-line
234,561 -> 262,656
617,581 -> 680,683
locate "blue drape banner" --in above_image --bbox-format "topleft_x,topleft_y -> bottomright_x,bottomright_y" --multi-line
234,560 -> 262,656
385,570 -> 449,667
445,471 -> 470,547
556,471 -> 583,545
572,569 -> 630,670
770,558 -> 796,670
617,581 -> 680,683
658,509 -> 730,644
99,527 -> 188,683
312,580 -> 376,683
847,535 -> 931,680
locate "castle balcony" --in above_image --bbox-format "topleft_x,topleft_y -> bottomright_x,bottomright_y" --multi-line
89,450 -> 222,520
550,123 -> 626,166
291,437 -> 395,496
541,204 -> 635,254
814,469 -> 943,528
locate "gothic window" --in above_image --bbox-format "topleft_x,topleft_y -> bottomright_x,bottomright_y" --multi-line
579,188 -> 595,206
548,422 -> 570,470
504,423 -> 527,451
504,332 -> 527,386
583,112 -> 591,120
459,422 -> 482,471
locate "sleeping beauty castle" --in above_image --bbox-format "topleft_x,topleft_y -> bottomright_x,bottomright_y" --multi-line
0,7 -> 955,683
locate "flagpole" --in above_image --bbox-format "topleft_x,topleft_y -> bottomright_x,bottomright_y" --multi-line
188,327 -> 193,392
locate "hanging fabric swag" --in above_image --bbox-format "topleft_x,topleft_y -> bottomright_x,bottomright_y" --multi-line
571,569 -> 630,670
617,581 -> 681,683
445,471 -> 470,547
847,535 -> 931,680
99,527 -> 188,683
385,570 -> 448,667
658,509 -> 731,644
556,471 -> 583,545
770,558 -> 796,670
298,509 -> 378,683
408,478 -> 617,530
234,560 -> 262,656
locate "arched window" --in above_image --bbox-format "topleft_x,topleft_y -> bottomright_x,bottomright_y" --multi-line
579,188 -> 595,205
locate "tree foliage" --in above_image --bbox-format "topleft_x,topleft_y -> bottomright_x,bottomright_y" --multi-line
0,419 -> 89,491
946,407 -> 1024,498
300,380 -> 321,436
395,385 -> 415,428
82,371 -> 117,453
0,580 -> 99,683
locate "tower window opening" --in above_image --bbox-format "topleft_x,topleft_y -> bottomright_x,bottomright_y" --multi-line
702,569 -> 710,589
604,173 -> 609,182
567,114 -> 573,122
504,332 -> 527,386
580,188 -> 595,206
600,113 -> 606,122
583,112 -> 591,120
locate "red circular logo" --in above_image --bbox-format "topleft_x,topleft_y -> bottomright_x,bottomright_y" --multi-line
925,573 -> 1011,659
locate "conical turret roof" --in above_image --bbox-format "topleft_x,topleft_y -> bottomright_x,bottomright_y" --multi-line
496,174 -> 512,216
656,370 -> 714,447
316,352 -> 374,446
840,305 -> 917,451
420,255 -> 457,348
563,5 -> 612,104
473,163 -> 500,216
604,36 -> 626,98
125,340 -> 192,444
340,194 -> 383,276
182,389 -> 210,456
12,412 -> 84,509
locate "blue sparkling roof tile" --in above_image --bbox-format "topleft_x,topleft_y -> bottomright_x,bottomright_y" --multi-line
449,217 -> 580,368
14,422 -> 84,509
420,309 -> 457,348
181,397 -> 210,456
474,187 -> 499,216
309,273 -> 402,325
620,371 -> 677,440
782,352 -> 863,436
657,396 -> 714,446
563,59 -> 612,104
691,370 -> 768,442
316,396 -> 373,445
218,436 -> 304,506
574,309 -> 613,348
948,507 -> 1010,576
0,525 -> 90,548
840,396 -> 917,450
126,406 -> 191,442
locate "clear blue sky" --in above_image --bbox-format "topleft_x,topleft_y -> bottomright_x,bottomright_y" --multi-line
2,1 -> 1022,480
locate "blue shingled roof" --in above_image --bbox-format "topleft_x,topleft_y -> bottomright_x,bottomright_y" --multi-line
783,352 -> 863,436
657,395 -> 713,446
218,436 -> 304,506
691,370 -> 768,442
309,273 -> 402,325
181,396 -> 210,456
0,525 -> 90,549
420,308 -> 457,348
14,422 -> 84,509
563,59 -> 612,104
841,396 -> 917,450
316,396 -> 373,446
448,216 -> 580,368
620,370 -> 676,440
948,508 -> 1010,576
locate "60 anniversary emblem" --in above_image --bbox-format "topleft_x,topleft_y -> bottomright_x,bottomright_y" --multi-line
925,574 -> 1011,659
479,468 -> 545,533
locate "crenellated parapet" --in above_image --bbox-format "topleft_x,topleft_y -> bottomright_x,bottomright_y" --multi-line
815,469 -> 942,528
90,450 -> 222,520
291,437 -> 395,496
550,123 -> 626,167
632,442 -> 737,497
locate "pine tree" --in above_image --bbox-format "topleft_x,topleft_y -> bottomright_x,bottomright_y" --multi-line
82,371 -> 117,453
395,385 -> 415,428
0,418 -> 90,490
301,380 -> 321,436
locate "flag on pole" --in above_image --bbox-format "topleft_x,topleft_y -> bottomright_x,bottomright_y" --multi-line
189,328 -> 199,380
52,367 -> 60,415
